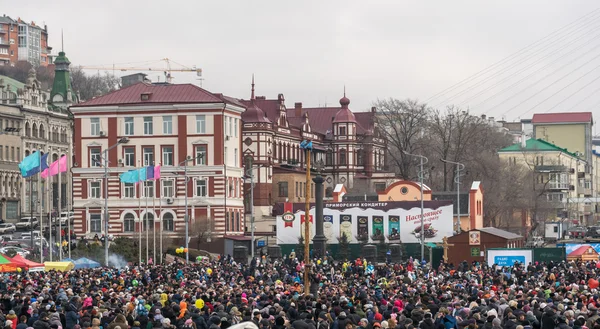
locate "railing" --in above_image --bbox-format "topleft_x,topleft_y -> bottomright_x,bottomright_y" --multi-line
548,181 -> 569,190
535,165 -> 568,172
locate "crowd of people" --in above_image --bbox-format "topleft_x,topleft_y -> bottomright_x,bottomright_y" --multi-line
0,253 -> 596,329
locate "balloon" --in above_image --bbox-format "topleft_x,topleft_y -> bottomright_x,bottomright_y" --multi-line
184,248 -> 188,253
589,278 -> 599,289
195,299 -> 205,310
207,268 -> 212,275
596,262 -> 600,269
16,268 -> 21,272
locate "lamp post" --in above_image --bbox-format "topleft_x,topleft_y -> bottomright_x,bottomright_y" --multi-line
441,159 -> 465,234
178,153 -> 204,264
299,140 -> 312,294
245,159 -> 266,259
403,151 -> 428,262
103,137 -> 129,267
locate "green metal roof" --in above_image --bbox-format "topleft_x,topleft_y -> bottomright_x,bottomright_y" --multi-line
498,138 -> 579,158
0,75 -> 25,91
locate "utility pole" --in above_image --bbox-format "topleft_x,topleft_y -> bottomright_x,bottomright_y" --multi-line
441,159 -> 465,233
300,140 -> 312,294
404,151 -> 428,261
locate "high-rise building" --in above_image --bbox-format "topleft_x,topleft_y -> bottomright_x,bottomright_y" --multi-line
0,15 -> 52,67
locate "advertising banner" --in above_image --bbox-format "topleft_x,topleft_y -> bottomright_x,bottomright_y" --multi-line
486,249 -> 532,266
372,216 -> 384,240
276,200 -> 453,244
388,216 -> 400,240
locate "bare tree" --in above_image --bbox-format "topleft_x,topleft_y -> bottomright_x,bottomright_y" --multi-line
70,66 -> 120,101
190,215 -> 213,251
373,99 -> 430,179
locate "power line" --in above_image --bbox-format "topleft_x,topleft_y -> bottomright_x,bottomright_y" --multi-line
476,33 -> 600,113
457,19 -> 600,109
425,8 -> 600,103
436,14 -> 600,108
517,62 -> 600,118
542,73 -> 600,113
565,85 -> 600,112
495,48 -> 600,117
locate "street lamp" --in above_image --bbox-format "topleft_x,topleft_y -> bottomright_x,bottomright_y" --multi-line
103,137 -> 129,266
178,153 -> 204,264
244,155 -> 266,259
440,159 -> 465,234
403,151 -> 428,262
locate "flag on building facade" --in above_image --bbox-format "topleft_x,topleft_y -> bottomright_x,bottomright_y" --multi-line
119,165 -> 161,184
21,153 -> 49,178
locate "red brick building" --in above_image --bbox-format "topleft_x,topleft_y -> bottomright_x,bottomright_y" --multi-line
70,82 -> 245,252
0,15 -> 53,67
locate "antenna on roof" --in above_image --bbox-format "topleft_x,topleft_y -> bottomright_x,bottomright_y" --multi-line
61,29 -> 64,52
251,74 -> 255,100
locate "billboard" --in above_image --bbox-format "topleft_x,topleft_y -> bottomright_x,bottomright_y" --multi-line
486,249 -> 533,266
276,200 -> 454,244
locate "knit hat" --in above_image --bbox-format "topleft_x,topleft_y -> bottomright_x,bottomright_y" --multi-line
492,318 -> 501,327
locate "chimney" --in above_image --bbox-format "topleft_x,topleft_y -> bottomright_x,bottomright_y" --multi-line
521,133 -> 527,148
371,106 -> 376,113
295,102 -> 302,117
481,114 -> 486,120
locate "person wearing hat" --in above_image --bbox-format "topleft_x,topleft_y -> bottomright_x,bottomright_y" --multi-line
32,313 -> 50,329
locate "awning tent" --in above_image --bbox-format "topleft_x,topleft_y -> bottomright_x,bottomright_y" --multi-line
11,255 -> 44,270
44,261 -> 74,272
73,257 -> 101,269
0,254 -> 18,272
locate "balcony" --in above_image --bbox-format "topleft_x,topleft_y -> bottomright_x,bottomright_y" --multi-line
548,182 -> 570,190
535,165 -> 567,172
0,40 -> 8,47
0,28 -> 6,34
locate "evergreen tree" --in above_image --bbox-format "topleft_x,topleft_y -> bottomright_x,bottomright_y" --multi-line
338,232 -> 350,261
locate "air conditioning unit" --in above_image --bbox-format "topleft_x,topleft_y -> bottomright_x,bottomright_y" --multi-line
225,136 -> 230,141
99,131 -> 106,137
118,159 -> 123,164
166,198 -> 174,204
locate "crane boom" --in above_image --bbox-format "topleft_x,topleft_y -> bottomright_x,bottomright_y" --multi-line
78,58 -> 202,83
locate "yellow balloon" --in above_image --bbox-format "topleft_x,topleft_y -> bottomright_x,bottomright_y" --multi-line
206,268 -> 212,275
195,299 -> 205,310
16,268 -> 22,272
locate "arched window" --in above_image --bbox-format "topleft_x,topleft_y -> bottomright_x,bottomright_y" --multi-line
163,213 -> 174,232
39,124 -> 45,139
143,213 -> 154,230
25,122 -> 31,137
272,139 -> 277,159
339,149 -> 347,166
123,213 -> 135,232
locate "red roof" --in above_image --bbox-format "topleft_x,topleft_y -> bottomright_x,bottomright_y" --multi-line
568,245 -> 597,256
74,82 -> 227,107
532,112 -> 593,124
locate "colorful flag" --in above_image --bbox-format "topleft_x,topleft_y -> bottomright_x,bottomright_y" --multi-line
41,155 -> 68,179
146,165 -> 155,180
153,165 -> 161,180
22,153 -> 49,178
119,169 -> 143,184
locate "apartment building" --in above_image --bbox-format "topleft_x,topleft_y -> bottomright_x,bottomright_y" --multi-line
0,105 -> 23,220
0,15 -> 52,67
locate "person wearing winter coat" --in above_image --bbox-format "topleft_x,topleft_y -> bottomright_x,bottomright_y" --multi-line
6,311 -> 16,329
108,314 -> 128,329
65,303 -> 79,329
15,316 -> 27,329
420,313 -> 435,329
32,314 -> 50,329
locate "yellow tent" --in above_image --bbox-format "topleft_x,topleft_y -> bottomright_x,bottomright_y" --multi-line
44,261 -> 74,272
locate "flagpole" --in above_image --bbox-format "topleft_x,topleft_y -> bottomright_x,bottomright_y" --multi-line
38,147 -> 43,262
145,173 -> 149,263
67,148 -> 71,259
58,152 -> 63,260
138,160 -> 142,265
153,167 -> 157,264
48,146 -> 52,262
159,178 -> 163,264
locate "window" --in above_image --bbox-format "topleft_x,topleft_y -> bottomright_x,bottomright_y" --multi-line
224,147 -> 228,164
357,149 -> 364,166
162,146 -> 173,166
90,118 -> 100,136
90,181 -> 101,199
124,117 -> 134,135
162,179 -> 174,198
234,148 -> 238,167
278,182 -> 288,197
553,226 -> 559,233
163,213 -> 174,232
124,147 -> 135,167
196,115 -> 206,133
163,116 -> 172,134
295,182 -> 299,197
16,147 -> 19,161
195,145 -> 207,165
375,183 -> 387,192
90,214 -> 102,233
124,213 -> 135,232
143,213 -> 154,230
11,147 -> 14,161
339,149 -> 347,165
143,147 -> 154,166
339,126 -> 346,135
229,117 -> 232,136
326,150 -> 333,166
124,183 -> 135,198
235,212 -> 240,231
143,181 -> 154,198
0,146 -> 3,160
196,179 -> 207,197
234,118 -> 238,137
90,148 -> 102,167
143,117 -> 153,135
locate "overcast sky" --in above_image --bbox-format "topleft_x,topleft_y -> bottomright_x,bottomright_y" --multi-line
7,1 -> 600,121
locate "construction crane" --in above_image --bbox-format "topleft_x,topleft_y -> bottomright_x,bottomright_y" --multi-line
78,58 -> 202,84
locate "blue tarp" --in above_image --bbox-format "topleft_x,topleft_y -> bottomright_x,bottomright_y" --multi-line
73,257 -> 101,269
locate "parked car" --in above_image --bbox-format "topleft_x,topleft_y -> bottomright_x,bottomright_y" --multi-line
0,224 -> 16,234
15,217 -> 38,231
0,246 -> 30,258
21,231 -> 41,241
59,212 -> 75,226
